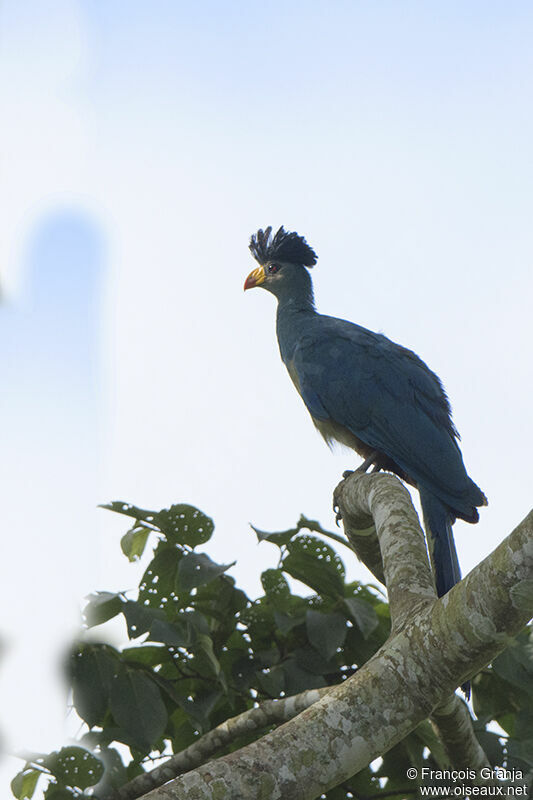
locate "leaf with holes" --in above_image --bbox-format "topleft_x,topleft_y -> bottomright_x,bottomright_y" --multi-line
261,569 -> 291,608
282,535 -> 345,597
110,666 -> 168,753
176,552 -> 235,592
306,610 -> 347,660
194,575 -> 249,622
102,501 -> 214,548
122,600 -> 166,639
155,504 -> 214,547
100,501 -> 157,524
138,541 -> 183,611
43,747 -> 104,791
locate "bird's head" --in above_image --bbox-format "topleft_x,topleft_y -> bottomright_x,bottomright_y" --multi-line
244,226 -> 317,303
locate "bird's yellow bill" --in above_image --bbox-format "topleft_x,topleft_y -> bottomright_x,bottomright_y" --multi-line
244,266 -> 265,291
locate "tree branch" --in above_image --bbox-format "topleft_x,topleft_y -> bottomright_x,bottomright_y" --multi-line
108,688 -> 330,800
334,473 -> 436,628
128,474 -> 533,800
430,695 -> 491,773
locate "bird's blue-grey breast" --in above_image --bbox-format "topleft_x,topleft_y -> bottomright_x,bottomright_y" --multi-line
244,226 -> 487,602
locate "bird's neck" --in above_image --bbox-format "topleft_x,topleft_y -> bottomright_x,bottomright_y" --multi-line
276,292 -> 316,363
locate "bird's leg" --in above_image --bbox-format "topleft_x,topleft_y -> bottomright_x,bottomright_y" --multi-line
334,451 -> 381,524
357,451 -> 381,473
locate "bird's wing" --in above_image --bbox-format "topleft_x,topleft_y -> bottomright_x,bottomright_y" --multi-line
290,322 -> 471,507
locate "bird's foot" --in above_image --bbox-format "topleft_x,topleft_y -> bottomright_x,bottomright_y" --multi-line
334,453 -> 381,525
333,484 -> 345,527
333,505 -> 343,527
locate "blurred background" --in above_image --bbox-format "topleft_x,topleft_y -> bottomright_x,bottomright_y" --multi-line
1,0 -> 532,791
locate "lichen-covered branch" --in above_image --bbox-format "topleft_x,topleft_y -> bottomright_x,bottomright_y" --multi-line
133,474 -> 532,800
108,688 -> 329,800
430,695 -> 491,773
335,473 -> 436,629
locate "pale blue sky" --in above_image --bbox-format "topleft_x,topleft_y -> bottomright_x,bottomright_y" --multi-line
1,0 -> 532,791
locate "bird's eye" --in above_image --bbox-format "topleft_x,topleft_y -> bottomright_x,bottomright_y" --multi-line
268,263 -> 280,274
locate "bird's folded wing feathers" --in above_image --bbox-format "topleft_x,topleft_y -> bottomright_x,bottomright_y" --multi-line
291,330 -> 471,504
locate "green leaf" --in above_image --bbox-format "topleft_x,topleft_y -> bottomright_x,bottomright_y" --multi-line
294,645 -> 338,675
182,609 -> 210,634
257,665 -> 285,696
474,730 -> 505,766
516,711 -> 533,740
253,515 -> 351,550
122,600 -> 166,638
177,552 -> 235,592
71,645 -> 119,727
261,568 -> 291,602
194,633 -> 221,676
296,514 -> 352,549
175,688 -> 222,731
83,592 -> 123,627
507,737 -> 533,768
101,502 -> 214,547
510,580 -> 533,614
93,746 -> 128,792
492,632 -> 533,696
194,575 -> 249,621
110,666 -> 168,752
251,523 -> 299,546
412,719 -> 450,769
120,525 -> 151,562
161,504 -> 214,547
43,790 -> 75,800
306,610 -> 347,660
282,535 -> 345,598
148,618 -> 191,647
274,610 -> 305,635
344,596 -> 379,638
138,542 -> 182,611
121,644 -> 168,666
11,769 -> 41,800
282,658 -> 327,693
44,746 -> 104,790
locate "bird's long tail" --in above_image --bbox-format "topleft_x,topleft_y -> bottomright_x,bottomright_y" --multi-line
418,488 -> 461,598
419,488 -> 470,698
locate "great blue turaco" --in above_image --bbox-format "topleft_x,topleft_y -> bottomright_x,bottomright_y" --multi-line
244,225 -> 487,609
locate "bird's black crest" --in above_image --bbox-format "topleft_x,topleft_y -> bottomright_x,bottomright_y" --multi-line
249,226 -> 318,267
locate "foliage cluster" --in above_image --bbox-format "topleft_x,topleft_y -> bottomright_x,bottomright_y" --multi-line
12,502 -> 533,799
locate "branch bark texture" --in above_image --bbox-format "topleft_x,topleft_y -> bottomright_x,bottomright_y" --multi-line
135,474 -> 533,800
111,689 -> 329,800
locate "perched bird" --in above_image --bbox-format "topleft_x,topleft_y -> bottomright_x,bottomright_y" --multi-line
244,226 -> 487,600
